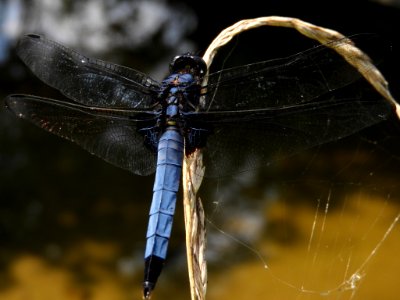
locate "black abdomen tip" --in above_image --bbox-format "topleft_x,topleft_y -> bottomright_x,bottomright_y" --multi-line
143,281 -> 154,299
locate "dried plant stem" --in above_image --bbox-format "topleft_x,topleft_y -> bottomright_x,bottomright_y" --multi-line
182,16 -> 399,300
183,149 -> 206,300
203,16 -> 400,118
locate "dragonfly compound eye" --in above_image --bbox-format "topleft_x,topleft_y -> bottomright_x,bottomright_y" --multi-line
170,53 -> 207,78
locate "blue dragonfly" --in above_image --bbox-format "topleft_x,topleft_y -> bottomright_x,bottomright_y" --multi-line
4,34 -> 392,298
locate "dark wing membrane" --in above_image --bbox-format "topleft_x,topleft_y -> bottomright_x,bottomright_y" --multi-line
5,95 -> 159,176
185,92 -> 392,178
16,34 -> 160,109
202,35 -> 383,111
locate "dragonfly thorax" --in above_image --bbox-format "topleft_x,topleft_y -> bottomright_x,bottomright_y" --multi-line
159,70 -> 203,114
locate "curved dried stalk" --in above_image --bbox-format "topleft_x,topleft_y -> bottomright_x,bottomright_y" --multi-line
203,16 -> 400,117
183,150 -> 206,300
182,16 -> 399,300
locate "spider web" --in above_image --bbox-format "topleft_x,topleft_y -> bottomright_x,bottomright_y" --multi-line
201,121 -> 400,300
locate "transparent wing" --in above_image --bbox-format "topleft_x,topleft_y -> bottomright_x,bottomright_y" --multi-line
185,87 -> 392,178
202,34 -> 385,111
16,34 -> 161,109
5,94 -> 159,176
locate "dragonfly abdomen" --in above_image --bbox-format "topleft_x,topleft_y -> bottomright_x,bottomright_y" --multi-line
143,127 -> 184,298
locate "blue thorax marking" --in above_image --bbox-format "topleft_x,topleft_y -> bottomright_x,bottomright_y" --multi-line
160,73 -> 196,125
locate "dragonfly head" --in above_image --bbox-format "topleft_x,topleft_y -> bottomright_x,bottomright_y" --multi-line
170,53 -> 207,78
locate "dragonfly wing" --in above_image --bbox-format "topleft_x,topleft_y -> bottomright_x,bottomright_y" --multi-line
186,89 -> 392,178
202,34 -> 385,112
16,34 -> 160,109
5,94 -> 159,176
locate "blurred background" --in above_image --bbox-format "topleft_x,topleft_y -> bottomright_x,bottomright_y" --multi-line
1,0 -> 400,299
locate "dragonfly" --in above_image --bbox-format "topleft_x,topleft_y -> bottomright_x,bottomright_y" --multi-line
4,34 -> 392,298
